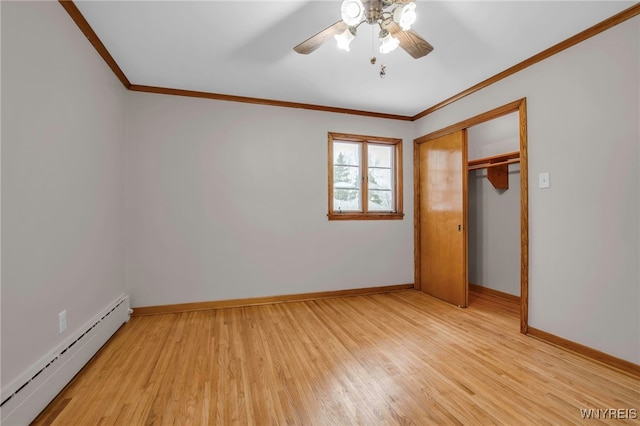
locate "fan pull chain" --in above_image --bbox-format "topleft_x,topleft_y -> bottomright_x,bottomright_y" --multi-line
369,24 -> 386,78
370,24 -> 376,65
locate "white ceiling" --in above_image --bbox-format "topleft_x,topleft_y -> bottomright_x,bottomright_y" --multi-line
74,1 -> 635,117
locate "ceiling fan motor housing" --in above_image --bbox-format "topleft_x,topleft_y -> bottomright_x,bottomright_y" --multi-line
364,0 -> 384,24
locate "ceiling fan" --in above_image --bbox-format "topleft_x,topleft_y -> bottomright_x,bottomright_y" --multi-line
293,0 -> 434,59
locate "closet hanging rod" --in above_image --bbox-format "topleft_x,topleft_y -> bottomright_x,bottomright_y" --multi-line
468,157 -> 520,171
468,150 -> 520,171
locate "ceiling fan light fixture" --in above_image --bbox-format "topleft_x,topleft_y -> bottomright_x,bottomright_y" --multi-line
293,0 -> 433,59
341,0 -> 365,26
379,30 -> 399,54
335,27 -> 356,52
393,2 -> 417,31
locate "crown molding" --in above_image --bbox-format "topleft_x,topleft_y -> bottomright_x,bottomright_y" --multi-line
128,85 -> 413,121
59,1 -> 640,121
58,0 -> 131,89
411,3 -> 640,120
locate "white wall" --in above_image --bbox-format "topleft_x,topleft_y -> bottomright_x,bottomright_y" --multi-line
125,92 -> 414,307
1,1 -> 127,389
414,17 -> 640,363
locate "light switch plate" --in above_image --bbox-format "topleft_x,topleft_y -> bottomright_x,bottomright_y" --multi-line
539,172 -> 550,189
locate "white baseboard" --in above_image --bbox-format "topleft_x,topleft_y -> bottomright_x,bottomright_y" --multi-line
0,294 -> 131,425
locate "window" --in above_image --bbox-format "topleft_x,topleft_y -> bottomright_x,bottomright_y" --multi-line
328,132 -> 403,220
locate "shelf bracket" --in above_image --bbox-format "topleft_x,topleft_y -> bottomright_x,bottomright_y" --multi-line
468,151 -> 520,190
487,163 -> 509,189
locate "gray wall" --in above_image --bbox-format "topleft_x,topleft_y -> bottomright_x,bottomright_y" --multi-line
1,2 -> 127,390
125,92 -> 414,307
415,16 -> 640,363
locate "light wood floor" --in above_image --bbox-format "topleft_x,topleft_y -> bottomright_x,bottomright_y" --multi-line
34,290 -> 639,425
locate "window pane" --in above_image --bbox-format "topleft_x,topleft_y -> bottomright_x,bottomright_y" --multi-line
334,164 -> 360,189
334,189 -> 361,211
333,141 -> 361,212
334,142 -> 361,166
368,144 -> 392,168
368,190 -> 394,211
368,168 -> 392,190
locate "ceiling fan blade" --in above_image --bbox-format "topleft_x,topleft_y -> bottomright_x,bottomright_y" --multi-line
387,21 -> 434,59
294,21 -> 347,54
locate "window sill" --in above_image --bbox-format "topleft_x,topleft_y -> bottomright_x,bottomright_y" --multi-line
327,212 -> 404,221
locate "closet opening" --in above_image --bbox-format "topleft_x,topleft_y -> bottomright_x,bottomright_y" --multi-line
467,113 -> 521,315
414,98 -> 529,333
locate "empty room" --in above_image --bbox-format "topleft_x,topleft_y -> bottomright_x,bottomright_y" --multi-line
2,1 -> 639,424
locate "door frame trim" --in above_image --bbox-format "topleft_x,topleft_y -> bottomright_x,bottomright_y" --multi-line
413,98 -> 529,333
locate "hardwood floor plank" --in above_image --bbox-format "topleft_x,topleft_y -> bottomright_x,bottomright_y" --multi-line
32,290 -> 639,425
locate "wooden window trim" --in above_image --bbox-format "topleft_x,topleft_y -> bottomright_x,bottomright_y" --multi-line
328,132 -> 404,221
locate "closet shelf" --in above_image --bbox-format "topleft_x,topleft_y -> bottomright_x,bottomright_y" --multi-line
468,151 -> 520,169
468,151 -> 520,190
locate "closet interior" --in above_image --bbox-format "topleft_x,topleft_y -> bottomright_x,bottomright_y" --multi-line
467,113 -> 521,302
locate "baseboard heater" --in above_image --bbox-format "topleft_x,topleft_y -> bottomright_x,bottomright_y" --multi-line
0,294 -> 131,425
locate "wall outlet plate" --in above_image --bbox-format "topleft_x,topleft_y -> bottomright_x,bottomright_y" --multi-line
59,310 -> 67,334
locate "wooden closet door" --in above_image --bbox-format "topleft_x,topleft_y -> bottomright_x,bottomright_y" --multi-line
418,130 -> 468,307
